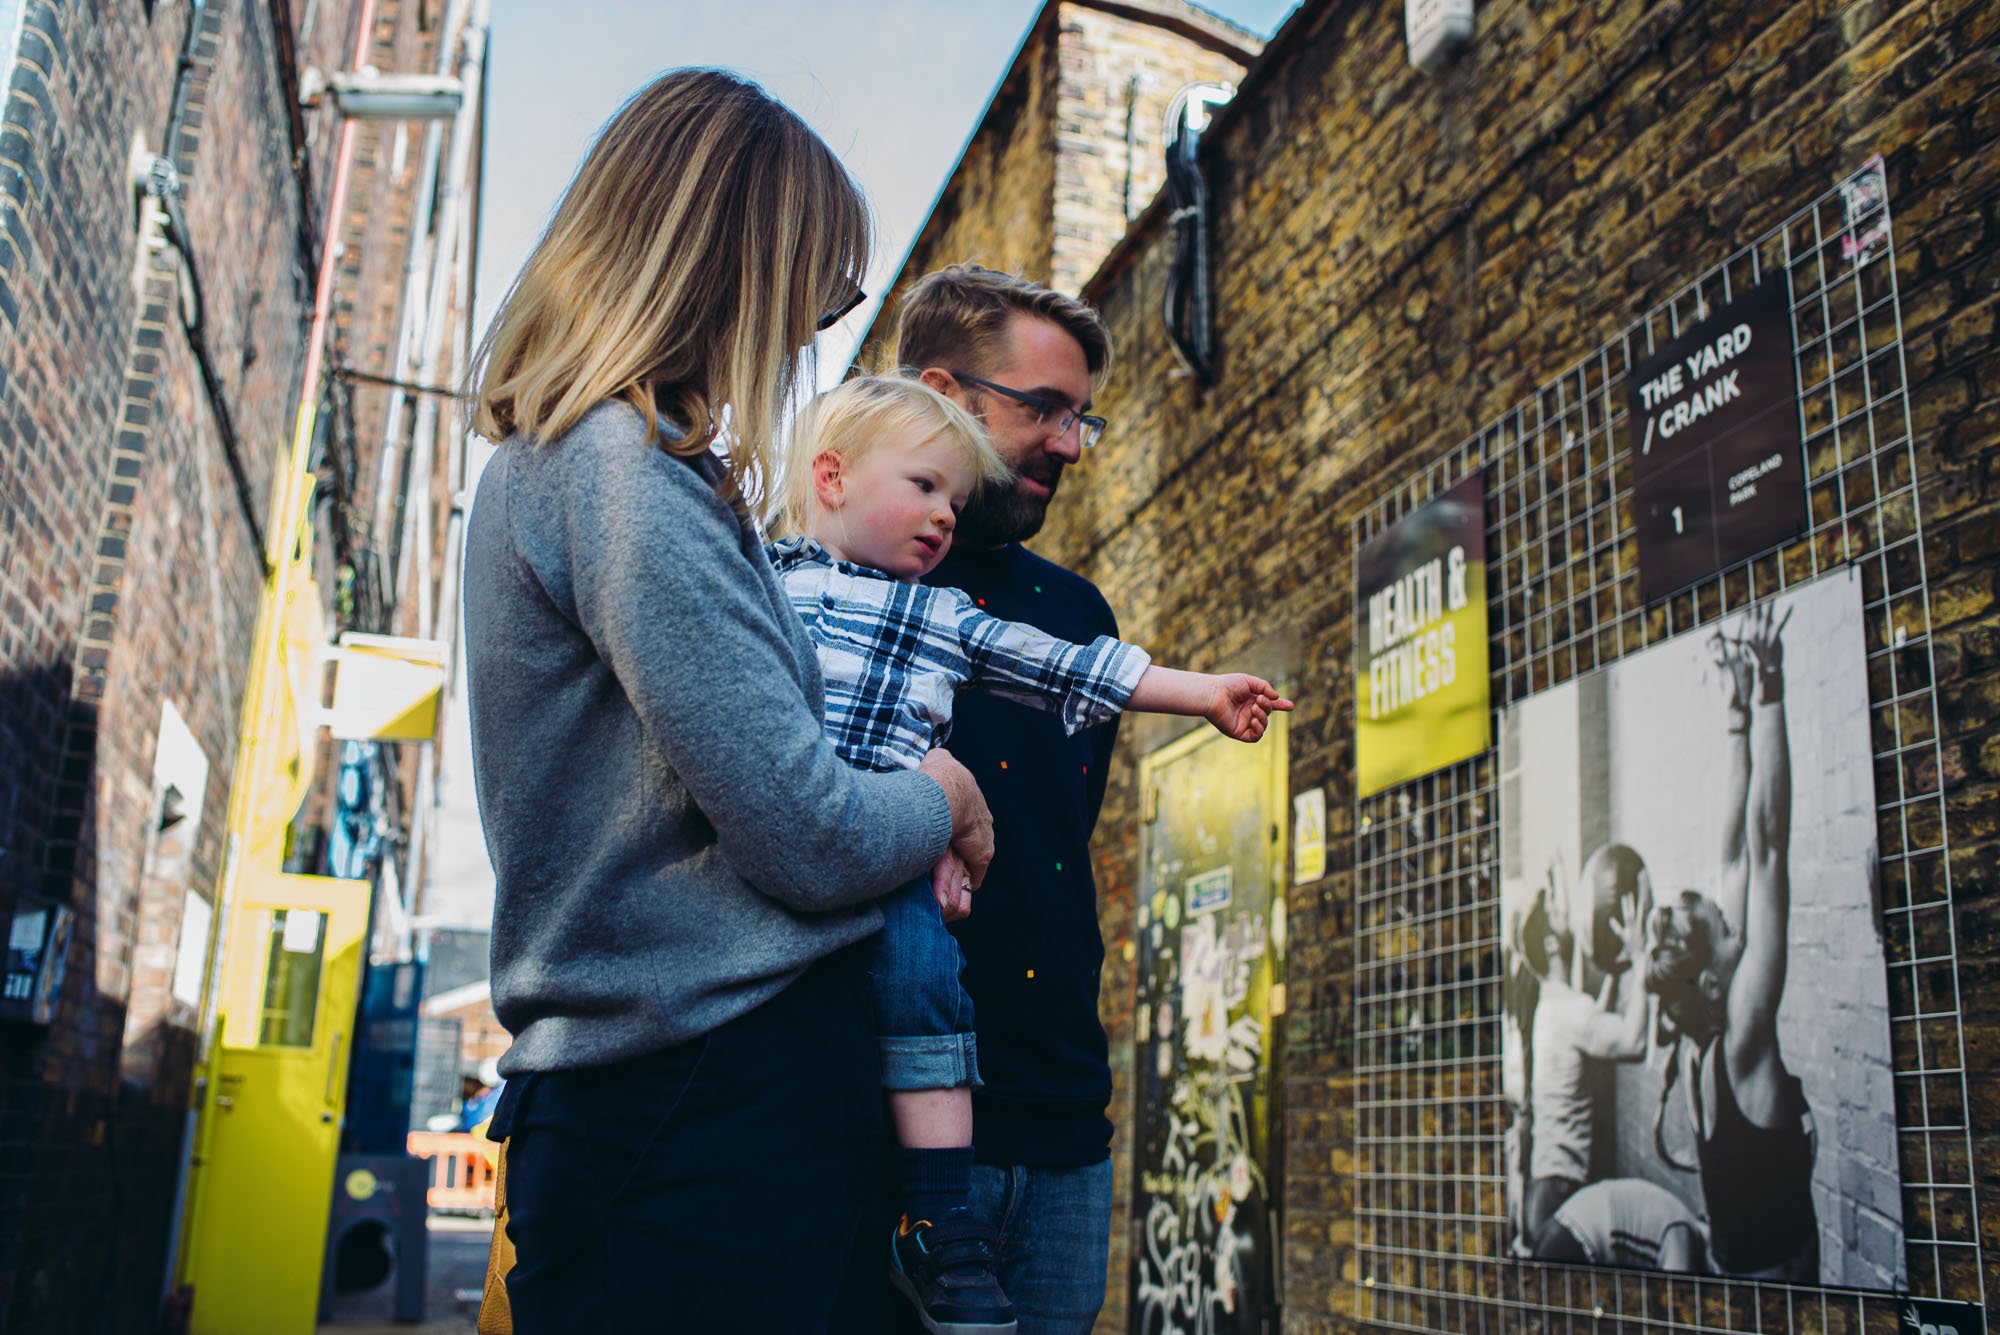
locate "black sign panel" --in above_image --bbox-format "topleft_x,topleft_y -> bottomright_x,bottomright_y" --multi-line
1900,1299 -> 1986,1335
1625,280 -> 1807,602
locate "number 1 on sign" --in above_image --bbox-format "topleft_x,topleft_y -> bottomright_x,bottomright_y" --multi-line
1671,505 -> 1684,535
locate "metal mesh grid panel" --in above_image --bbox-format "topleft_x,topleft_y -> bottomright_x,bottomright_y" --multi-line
1349,173 -> 1984,1331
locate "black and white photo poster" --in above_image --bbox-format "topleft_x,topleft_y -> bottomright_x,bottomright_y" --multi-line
1498,569 -> 1903,1290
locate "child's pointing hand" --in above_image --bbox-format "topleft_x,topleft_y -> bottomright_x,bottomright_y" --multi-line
1206,674 -> 1295,743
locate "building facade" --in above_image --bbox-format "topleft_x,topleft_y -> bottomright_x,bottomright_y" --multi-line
0,1 -> 481,1329
867,0 -> 1999,1330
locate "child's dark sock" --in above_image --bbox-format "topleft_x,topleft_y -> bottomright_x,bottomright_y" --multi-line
894,1145 -> 973,1225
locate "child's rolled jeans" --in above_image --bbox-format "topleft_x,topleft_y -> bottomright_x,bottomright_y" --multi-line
867,875 -> 983,1089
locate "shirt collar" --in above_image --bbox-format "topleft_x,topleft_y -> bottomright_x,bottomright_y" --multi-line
766,535 -> 903,582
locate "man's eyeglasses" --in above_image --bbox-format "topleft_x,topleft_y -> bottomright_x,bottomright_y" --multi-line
951,371 -> 1107,449
816,284 -> 867,332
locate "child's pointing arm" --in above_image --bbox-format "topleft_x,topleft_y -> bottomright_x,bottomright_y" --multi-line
1127,668 -> 1295,742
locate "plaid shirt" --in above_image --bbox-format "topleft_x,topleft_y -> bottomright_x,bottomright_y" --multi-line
767,537 -> 1150,774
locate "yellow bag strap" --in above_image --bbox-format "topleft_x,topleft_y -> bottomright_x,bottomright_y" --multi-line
475,1140 -> 515,1335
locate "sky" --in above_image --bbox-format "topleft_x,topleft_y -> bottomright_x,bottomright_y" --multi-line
425,0 -> 1304,930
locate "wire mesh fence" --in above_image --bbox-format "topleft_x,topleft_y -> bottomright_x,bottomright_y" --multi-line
1349,169 -> 1981,1332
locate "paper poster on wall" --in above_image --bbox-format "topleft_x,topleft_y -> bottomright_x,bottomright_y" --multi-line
1496,569 -> 1902,1291
1292,787 -> 1326,884
1626,279 -> 1808,603
1354,472 -> 1489,798
1838,155 -> 1890,265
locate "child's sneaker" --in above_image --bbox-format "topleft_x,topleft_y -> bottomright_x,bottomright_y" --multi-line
888,1211 -> 1018,1335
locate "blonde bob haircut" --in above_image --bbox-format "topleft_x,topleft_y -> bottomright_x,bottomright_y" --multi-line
771,375 -> 1012,539
472,69 -> 869,499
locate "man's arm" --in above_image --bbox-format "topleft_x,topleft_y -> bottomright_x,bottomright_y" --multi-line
1727,603 -> 1794,1085
1575,973 -> 1648,1061
1713,633 -> 1754,936
1549,858 -> 1581,992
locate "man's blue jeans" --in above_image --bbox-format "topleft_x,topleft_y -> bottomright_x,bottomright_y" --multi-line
966,1159 -> 1115,1335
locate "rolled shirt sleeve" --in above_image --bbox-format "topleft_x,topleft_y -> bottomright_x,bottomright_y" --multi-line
950,593 -> 1151,735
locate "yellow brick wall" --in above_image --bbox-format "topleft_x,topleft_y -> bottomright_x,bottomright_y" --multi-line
1039,0 -> 2000,1328
858,2 -> 1254,373
1051,5 -> 1250,294
869,0 -> 2000,1327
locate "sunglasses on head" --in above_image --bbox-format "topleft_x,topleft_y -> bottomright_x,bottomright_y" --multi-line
815,283 -> 867,332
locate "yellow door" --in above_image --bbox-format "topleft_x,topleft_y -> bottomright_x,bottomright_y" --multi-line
1129,716 -> 1289,1333
183,870 -> 369,1335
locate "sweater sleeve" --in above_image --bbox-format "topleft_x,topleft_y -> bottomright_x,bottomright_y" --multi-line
538,424 -> 951,911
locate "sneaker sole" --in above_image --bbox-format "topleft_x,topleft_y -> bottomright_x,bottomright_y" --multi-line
887,1267 -> 1018,1335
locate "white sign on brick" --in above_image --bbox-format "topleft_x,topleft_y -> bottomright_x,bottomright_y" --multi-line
1405,0 -> 1474,72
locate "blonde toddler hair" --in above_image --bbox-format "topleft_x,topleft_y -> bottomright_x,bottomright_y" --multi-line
772,376 -> 1012,538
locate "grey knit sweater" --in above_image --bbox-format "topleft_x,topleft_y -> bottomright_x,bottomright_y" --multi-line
463,401 -> 952,1075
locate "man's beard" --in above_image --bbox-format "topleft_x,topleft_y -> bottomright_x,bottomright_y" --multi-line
955,469 -> 1058,547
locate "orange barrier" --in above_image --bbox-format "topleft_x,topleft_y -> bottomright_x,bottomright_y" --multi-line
407,1130 -> 499,1212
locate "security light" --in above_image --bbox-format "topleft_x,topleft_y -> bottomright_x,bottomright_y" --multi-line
299,66 -> 464,122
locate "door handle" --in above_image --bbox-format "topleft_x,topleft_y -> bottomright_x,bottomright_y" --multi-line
325,1029 -> 344,1104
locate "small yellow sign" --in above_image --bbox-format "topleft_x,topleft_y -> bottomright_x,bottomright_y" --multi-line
345,1168 -> 379,1201
1292,787 -> 1326,884
324,633 -> 446,742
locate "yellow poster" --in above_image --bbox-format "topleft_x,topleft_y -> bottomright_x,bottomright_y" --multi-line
1354,473 -> 1490,797
1292,787 -> 1325,883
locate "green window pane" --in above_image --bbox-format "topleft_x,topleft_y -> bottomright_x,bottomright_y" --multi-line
258,908 -> 325,1048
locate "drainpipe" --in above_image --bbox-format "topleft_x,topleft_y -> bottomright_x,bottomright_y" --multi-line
423,40 -> 485,907
368,0 -> 471,614
391,0 -> 488,928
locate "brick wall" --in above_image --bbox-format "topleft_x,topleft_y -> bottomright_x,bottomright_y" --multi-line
875,0 -> 2000,1327
861,1 -> 1255,375
1051,4 -> 1258,294
862,11 -> 1060,375
0,1 -> 466,1328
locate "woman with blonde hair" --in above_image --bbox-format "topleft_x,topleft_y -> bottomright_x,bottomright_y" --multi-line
463,70 -> 993,1332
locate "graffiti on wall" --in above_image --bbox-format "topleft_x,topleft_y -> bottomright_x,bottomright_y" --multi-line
1132,723 -> 1287,1334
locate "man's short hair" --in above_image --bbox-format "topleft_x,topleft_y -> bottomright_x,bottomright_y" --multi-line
894,263 -> 1112,383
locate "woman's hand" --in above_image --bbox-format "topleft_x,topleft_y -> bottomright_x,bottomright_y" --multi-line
932,849 -> 974,922
918,748 -> 994,888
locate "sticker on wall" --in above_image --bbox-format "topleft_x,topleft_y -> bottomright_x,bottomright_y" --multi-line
1838,154 -> 1890,266
1292,787 -> 1326,883
1354,472 -> 1490,798
1405,0 -> 1474,71
1184,866 -> 1232,915
1626,278 -> 1807,603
